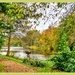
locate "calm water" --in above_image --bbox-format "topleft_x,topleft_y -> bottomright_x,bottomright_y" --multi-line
0,47 -> 48,60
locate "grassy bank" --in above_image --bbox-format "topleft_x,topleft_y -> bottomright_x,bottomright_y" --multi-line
0,54 -> 54,72
0,62 -> 3,72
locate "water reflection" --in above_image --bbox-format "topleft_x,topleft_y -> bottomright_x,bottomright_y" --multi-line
0,47 -> 48,60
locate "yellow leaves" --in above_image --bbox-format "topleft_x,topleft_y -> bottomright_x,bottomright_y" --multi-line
18,8 -> 24,13
40,38 -> 42,42
0,14 -> 14,26
9,9 -> 12,13
40,27 -> 59,54
72,14 -> 75,17
6,3 -> 24,19
17,14 -> 24,19
0,13 -> 5,18
11,3 -> 19,9
17,15 -> 21,19
29,46 -> 38,50
29,13 -> 32,17
11,3 -> 15,7
10,21 -> 14,26
40,38 -> 47,45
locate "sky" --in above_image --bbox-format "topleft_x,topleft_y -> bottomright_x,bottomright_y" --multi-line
31,2 -> 75,33
14,2 -> 75,37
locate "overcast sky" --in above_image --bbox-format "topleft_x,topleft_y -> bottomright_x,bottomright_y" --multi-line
30,2 -> 75,32
14,2 -> 75,37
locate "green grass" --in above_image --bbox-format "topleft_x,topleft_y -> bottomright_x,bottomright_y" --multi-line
0,62 -> 3,72
0,54 -> 54,72
0,54 -> 23,63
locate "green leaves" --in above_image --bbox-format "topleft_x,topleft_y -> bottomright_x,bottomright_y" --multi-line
23,58 -> 52,68
57,3 -> 67,8
0,3 -> 9,13
50,51 -> 75,72
0,6 -> 2,12
6,3 -> 24,19
58,33 -> 70,52
57,3 -> 63,8
0,32 -> 5,49
60,13 -> 75,39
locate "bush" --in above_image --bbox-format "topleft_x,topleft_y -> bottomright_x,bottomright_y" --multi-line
23,58 -> 51,67
58,33 -> 70,52
50,51 -> 75,72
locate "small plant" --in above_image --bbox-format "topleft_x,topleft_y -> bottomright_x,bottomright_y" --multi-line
23,58 -> 29,64
23,58 -> 52,68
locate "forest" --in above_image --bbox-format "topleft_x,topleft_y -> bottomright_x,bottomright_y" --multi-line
0,2 -> 75,72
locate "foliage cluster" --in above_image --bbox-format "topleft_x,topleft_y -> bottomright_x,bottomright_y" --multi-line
50,51 -> 75,72
50,13 -> 75,72
23,58 -> 54,68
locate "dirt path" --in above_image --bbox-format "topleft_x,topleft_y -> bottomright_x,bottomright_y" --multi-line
0,58 -> 37,72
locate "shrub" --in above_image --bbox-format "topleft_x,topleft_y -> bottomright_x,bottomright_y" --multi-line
58,33 -> 70,52
23,58 -> 29,64
50,51 -> 75,72
23,58 -> 51,67
38,60 -> 47,67
30,59 -> 37,66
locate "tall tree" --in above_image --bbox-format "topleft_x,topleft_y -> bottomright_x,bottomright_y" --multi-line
39,27 -> 59,55
0,2 -> 75,56
0,3 -> 48,56
0,3 -> 25,56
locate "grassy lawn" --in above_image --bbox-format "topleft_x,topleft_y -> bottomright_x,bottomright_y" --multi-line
0,54 -> 54,72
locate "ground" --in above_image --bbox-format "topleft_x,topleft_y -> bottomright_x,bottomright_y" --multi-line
0,57 -> 37,72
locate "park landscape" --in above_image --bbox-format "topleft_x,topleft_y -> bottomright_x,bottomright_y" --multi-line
0,2 -> 75,72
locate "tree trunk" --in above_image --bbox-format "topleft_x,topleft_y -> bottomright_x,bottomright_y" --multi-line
6,30 -> 11,56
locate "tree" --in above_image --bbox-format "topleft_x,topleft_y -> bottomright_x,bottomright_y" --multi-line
0,3 -> 48,56
50,5 -> 75,72
0,3 -> 25,56
22,30 -> 40,46
0,2 -> 75,56
58,13 -> 75,51
38,27 -> 59,55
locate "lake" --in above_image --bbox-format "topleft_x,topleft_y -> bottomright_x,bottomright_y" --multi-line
0,47 -> 48,60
